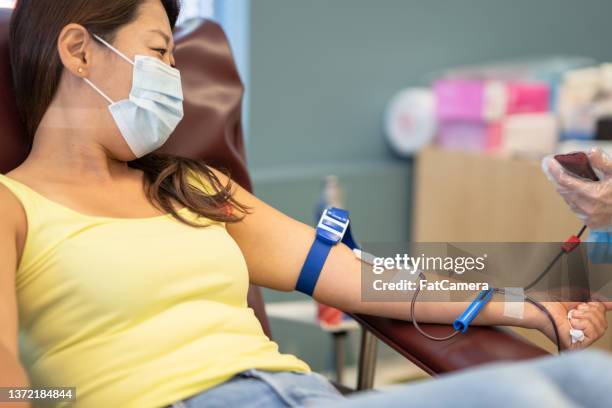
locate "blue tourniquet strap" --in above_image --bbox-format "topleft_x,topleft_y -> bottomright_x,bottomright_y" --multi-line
295,239 -> 332,296
342,224 -> 359,250
296,207 -> 355,296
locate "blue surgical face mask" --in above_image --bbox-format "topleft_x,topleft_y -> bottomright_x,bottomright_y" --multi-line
83,34 -> 184,158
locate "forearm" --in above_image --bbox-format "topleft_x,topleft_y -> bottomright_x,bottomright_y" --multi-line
0,343 -> 31,408
312,243 -> 542,330
0,343 -> 28,385
356,295 -> 541,330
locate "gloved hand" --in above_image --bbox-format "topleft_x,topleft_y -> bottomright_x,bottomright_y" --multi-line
542,148 -> 612,230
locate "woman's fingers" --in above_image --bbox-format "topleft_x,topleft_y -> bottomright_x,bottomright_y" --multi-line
569,302 -> 608,347
546,301 -> 609,350
589,295 -> 612,311
573,302 -> 608,328
572,312 -> 608,331
569,318 -> 596,347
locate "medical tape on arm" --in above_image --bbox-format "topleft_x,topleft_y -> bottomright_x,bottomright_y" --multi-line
503,287 -> 525,319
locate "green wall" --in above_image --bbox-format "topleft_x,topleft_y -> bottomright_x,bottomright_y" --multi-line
248,0 -> 612,170
244,0 -> 612,374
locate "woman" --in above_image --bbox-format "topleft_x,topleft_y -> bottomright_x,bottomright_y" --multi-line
0,1 -> 610,407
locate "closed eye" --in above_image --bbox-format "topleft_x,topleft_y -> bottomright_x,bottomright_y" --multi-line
152,48 -> 167,56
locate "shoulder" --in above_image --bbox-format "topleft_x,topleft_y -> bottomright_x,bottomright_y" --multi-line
186,164 -> 257,219
207,166 -> 232,186
187,165 -> 233,193
0,177 -> 26,240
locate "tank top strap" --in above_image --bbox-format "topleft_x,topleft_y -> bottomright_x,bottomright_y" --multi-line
0,174 -> 69,288
0,173 -> 42,221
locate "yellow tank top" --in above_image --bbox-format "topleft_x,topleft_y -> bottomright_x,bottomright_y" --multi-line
0,173 -> 310,408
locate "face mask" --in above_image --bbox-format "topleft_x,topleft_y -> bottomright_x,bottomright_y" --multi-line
83,34 -> 184,158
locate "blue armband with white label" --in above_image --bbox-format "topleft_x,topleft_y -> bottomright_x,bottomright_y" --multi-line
295,207 -> 351,296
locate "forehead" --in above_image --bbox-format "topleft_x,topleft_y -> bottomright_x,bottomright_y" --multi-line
130,0 -> 173,37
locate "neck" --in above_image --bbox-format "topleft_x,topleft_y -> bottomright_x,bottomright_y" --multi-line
25,104 -> 132,184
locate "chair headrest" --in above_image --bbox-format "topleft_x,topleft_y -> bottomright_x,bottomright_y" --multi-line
0,9 -> 28,174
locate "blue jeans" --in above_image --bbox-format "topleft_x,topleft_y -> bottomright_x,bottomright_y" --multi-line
169,350 -> 612,408
169,369 -> 343,407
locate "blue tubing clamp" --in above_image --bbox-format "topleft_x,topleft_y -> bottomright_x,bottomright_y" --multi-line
453,289 -> 495,333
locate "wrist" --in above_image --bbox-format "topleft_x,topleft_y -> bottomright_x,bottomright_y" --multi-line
487,293 -> 542,329
518,300 -> 546,331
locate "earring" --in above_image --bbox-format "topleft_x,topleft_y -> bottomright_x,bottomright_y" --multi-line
77,67 -> 84,74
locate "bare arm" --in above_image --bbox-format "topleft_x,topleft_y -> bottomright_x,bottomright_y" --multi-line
0,186 -> 31,407
219,169 -> 608,349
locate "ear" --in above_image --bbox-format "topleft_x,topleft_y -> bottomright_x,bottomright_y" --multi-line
57,23 -> 95,78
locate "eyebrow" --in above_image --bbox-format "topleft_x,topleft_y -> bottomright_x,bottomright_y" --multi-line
149,29 -> 173,48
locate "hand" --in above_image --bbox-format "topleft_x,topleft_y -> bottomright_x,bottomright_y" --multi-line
542,148 -> 612,230
536,301 -> 608,350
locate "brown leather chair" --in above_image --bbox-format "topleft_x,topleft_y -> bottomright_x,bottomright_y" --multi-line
0,9 -> 547,394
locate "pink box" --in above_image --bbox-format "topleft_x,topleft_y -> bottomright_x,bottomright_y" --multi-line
486,121 -> 503,152
434,80 -> 485,121
436,120 -> 504,153
436,120 -> 488,151
505,82 -> 549,115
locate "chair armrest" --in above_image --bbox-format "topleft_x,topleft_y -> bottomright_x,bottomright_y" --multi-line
350,313 -> 549,376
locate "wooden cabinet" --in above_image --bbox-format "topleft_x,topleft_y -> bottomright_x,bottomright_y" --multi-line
413,147 -> 582,242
